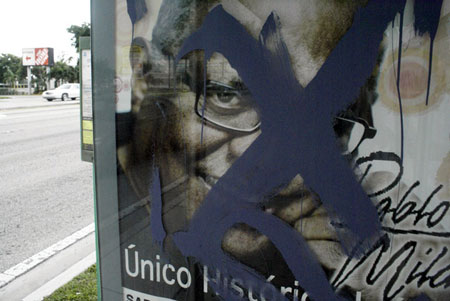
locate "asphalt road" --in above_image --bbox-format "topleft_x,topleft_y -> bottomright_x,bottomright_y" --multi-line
0,96 -> 94,272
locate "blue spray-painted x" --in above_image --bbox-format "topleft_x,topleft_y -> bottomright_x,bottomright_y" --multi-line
171,2 -> 407,300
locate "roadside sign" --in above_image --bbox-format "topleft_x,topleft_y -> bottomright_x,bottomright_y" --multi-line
80,37 -> 94,163
22,48 -> 35,66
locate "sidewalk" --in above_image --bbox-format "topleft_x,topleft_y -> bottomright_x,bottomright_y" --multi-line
0,224 -> 96,301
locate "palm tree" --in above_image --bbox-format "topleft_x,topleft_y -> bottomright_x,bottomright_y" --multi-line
4,67 -> 17,87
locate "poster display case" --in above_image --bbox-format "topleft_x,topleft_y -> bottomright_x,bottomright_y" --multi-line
92,1 -> 450,300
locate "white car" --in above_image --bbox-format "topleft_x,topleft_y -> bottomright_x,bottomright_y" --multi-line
42,83 -> 80,101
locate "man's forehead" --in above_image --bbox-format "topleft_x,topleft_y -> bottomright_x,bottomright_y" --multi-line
145,0 -> 364,84
147,0 -> 363,48
206,53 -> 240,84
232,0 -> 366,85
149,1 -> 302,51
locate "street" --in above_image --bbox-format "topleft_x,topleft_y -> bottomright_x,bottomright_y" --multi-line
0,96 -> 94,272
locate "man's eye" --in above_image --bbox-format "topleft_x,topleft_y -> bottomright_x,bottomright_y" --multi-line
201,81 -> 254,113
216,91 -> 235,103
206,89 -> 247,110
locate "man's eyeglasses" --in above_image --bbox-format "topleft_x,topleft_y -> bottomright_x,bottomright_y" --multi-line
334,116 -> 377,154
195,80 -> 376,153
195,80 -> 261,133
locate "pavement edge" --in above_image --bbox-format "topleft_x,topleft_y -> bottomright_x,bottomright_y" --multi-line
0,223 -> 96,300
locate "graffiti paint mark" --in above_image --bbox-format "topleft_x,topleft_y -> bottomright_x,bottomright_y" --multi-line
413,0 -> 443,106
150,166 -> 166,247
171,3 -> 407,300
395,9 -> 406,166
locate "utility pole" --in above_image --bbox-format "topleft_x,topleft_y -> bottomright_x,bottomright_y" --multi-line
27,66 -> 32,95
46,66 -> 51,90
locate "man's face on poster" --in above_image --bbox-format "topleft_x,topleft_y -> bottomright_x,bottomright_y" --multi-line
128,0 -> 370,289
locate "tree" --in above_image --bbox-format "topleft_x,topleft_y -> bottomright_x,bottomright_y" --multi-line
62,23 -> 90,86
31,66 -> 48,92
67,23 -> 91,52
49,60 -> 78,86
29,59 -> 77,93
0,54 -> 26,85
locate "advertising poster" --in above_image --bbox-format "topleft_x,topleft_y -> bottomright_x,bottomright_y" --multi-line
113,1 -> 449,300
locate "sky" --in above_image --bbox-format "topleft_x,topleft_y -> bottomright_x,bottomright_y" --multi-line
0,0 -> 90,65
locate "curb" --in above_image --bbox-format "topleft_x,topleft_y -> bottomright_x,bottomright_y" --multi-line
0,224 -> 96,300
23,252 -> 96,301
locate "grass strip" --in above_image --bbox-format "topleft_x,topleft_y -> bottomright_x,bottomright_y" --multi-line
43,265 -> 97,301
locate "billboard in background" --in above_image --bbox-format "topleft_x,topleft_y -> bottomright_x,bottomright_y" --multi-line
22,48 -> 54,66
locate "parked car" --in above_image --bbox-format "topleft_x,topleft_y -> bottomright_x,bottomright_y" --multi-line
42,84 -> 80,101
